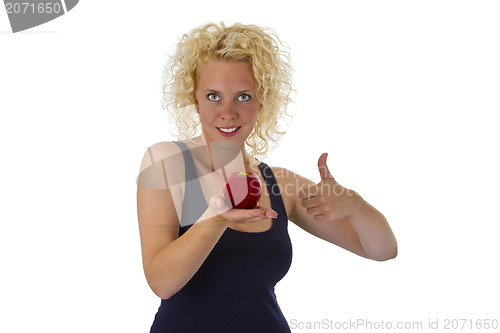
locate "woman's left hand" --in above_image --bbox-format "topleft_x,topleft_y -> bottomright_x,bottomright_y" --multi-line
299,153 -> 364,222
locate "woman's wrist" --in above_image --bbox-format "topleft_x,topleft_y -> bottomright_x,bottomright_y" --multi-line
200,214 -> 230,229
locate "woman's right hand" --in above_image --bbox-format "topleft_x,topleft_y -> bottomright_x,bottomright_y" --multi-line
208,195 -> 277,224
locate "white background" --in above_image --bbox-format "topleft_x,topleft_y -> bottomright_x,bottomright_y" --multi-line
1,1 -> 499,332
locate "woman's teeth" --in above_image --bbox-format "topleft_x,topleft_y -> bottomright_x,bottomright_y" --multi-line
218,127 -> 239,133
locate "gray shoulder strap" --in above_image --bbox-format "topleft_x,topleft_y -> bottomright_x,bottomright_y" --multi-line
172,141 -> 208,227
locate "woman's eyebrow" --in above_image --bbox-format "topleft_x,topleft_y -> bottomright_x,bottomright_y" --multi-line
204,89 -> 254,94
204,89 -> 221,94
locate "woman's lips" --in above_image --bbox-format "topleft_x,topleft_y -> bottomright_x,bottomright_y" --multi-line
216,126 -> 241,137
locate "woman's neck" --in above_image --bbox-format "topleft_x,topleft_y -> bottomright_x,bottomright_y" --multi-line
194,134 -> 255,172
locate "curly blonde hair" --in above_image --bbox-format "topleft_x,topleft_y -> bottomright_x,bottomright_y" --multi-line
162,21 -> 294,159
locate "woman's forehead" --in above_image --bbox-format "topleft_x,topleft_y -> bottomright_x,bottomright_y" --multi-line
197,61 -> 257,89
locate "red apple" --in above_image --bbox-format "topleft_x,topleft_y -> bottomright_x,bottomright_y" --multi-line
223,171 -> 262,209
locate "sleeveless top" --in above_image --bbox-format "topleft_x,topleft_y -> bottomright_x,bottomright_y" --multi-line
149,141 -> 293,333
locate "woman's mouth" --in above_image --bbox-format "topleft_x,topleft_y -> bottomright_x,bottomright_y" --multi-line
216,126 -> 241,137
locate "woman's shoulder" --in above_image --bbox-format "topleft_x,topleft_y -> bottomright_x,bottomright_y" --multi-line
264,164 -> 312,195
264,165 -> 300,182
144,140 -> 181,158
138,141 -> 184,175
137,140 -> 188,190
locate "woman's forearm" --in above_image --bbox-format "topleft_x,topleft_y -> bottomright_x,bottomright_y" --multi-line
348,197 -> 398,261
147,216 -> 229,299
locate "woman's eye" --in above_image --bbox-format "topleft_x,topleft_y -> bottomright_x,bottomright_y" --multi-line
207,93 -> 220,101
238,94 -> 251,102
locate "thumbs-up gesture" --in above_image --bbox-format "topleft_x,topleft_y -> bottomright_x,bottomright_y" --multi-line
299,153 -> 362,222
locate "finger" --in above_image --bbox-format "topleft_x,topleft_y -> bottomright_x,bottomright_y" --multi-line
318,152 -> 333,180
238,215 -> 270,224
313,214 -> 332,222
220,207 -> 264,223
233,207 -> 274,223
237,206 -> 277,222
300,196 -> 321,208
258,206 -> 278,218
306,206 -> 325,216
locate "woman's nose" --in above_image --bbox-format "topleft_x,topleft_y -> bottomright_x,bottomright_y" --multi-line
219,102 -> 237,119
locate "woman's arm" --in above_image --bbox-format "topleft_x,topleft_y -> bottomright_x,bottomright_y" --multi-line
137,142 -> 277,299
137,185 -> 229,299
138,187 -> 277,299
274,154 -> 397,261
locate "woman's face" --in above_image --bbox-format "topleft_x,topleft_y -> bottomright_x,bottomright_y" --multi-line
194,60 -> 261,148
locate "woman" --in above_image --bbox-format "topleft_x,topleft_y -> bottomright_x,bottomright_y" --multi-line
137,22 -> 397,332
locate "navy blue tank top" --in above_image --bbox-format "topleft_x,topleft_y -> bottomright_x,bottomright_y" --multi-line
149,141 -> 293,332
